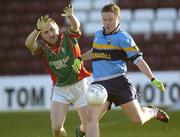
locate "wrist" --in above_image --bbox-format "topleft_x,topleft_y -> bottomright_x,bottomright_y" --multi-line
77,56 -> 82,61
67,14 -> 74,18
151,77 -> 155,82
34,29 -> 41,36
35,27 -> 41,32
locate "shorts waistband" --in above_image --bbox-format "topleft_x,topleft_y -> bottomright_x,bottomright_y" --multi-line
94,73 -> 125,82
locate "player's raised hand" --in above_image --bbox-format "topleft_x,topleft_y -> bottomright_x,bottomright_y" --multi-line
151,78 -> 165,92
72,58 -> 81,73
61,4 -> 73,17
36,15 -> 51,31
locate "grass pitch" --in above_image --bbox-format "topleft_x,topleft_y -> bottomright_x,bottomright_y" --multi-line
0,110 -> 179,137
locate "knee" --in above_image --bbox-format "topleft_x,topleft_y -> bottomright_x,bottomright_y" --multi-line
86,113 -> 93,122
86,113 -> 99,124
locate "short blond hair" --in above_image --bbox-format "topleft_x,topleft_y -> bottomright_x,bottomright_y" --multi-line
101,3 -> 120,17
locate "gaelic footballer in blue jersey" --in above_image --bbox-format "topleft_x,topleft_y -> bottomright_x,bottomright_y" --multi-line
81,3 -> 169,137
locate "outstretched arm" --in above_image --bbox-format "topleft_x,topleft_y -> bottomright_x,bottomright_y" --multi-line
72,48 -> 93,73
81,48 -> 93,61
136,58 -> 154,80
61,4 -> 80,32
25,29 -> 40,53
25,15 -> 51,53
135,58 -> 165,92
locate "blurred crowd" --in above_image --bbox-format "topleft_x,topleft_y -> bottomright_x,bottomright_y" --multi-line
0,0 -> 180,75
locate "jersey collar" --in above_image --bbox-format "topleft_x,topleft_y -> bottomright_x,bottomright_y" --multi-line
103,24 -> 120,36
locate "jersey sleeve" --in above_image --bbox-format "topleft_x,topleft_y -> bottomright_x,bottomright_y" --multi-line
68,28 -> 81,38
120,34 -> 142,62
66,29 -> 81,46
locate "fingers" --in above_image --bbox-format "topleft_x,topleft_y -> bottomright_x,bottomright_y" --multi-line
44,14 -> 49,19
42,15 -> 50,22
61,13 -> 66,17
160,83 -> 165,92
61,8 -> 68,17
77,63 -> 81,70
158,81 -> 165,92
36,14 -> 52,31
68,4 -> 72,7
75,65 -> 80,74
151,79 -> 165,92
44,15 -> 49,22
64,3 -> 72,10
72,65 -> 79,73
61,3 -> 73,17
72,64 -> 81,74
39,15 -> 50,21
64,6 -> 69,11
68,3 -> 72,9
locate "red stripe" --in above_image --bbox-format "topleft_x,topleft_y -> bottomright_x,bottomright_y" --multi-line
72,45 -> 92,80
68,33 -> 81,38
77,66 -> 92,80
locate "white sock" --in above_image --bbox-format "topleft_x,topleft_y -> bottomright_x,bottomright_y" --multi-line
149,108 -> 157,118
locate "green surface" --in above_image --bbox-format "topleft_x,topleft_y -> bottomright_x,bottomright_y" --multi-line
0,110 -> 179,137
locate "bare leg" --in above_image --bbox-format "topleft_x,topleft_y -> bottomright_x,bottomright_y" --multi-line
51,101 -> 69,137
86,101 -> 110,137
77,105 -> 88,133
121,99 -> 157,125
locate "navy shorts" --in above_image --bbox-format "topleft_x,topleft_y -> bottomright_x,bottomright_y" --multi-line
92,75 -> 140,108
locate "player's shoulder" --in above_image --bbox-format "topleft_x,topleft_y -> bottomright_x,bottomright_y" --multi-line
95,29 -> 104,36
61,30 -> 68,35
117,28 -> 133,40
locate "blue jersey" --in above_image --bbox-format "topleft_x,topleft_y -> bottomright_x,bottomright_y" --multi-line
92,28 -> 142,81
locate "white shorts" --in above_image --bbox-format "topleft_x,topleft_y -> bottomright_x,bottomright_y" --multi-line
51,79 -> 89,109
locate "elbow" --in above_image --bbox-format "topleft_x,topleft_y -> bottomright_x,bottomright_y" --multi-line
25,38 -> 32,50
71,25 -> 80,32
25,39 -> 30,48
25,39 -> 28,47
76,22 -> 80,30
72,22 -> 80,32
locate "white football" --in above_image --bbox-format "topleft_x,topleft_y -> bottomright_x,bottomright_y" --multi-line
86,84 -> 108,106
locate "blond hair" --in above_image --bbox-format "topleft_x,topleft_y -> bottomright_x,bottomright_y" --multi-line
101,3 -> 120,17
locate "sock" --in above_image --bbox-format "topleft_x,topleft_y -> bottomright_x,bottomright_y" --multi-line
75,126 -> 85,137
149,108 -> 158,118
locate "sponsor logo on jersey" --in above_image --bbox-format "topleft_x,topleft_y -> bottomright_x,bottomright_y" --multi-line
49,56 -> 70,70
93,53 -> 111,59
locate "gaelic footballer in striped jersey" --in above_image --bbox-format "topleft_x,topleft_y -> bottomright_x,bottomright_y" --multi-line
25,3 -> 90,137
81,3 -> 169,137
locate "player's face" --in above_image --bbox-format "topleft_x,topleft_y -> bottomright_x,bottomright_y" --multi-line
41,22 -> 59,46
101,12 -> 119,34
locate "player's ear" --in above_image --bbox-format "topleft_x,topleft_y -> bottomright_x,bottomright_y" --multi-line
117,15 -> 120,21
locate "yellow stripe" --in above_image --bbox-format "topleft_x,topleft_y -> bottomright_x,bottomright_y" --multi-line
123,46 -> 139,52
93,43 -> 122,50
93,42 -> 139,52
